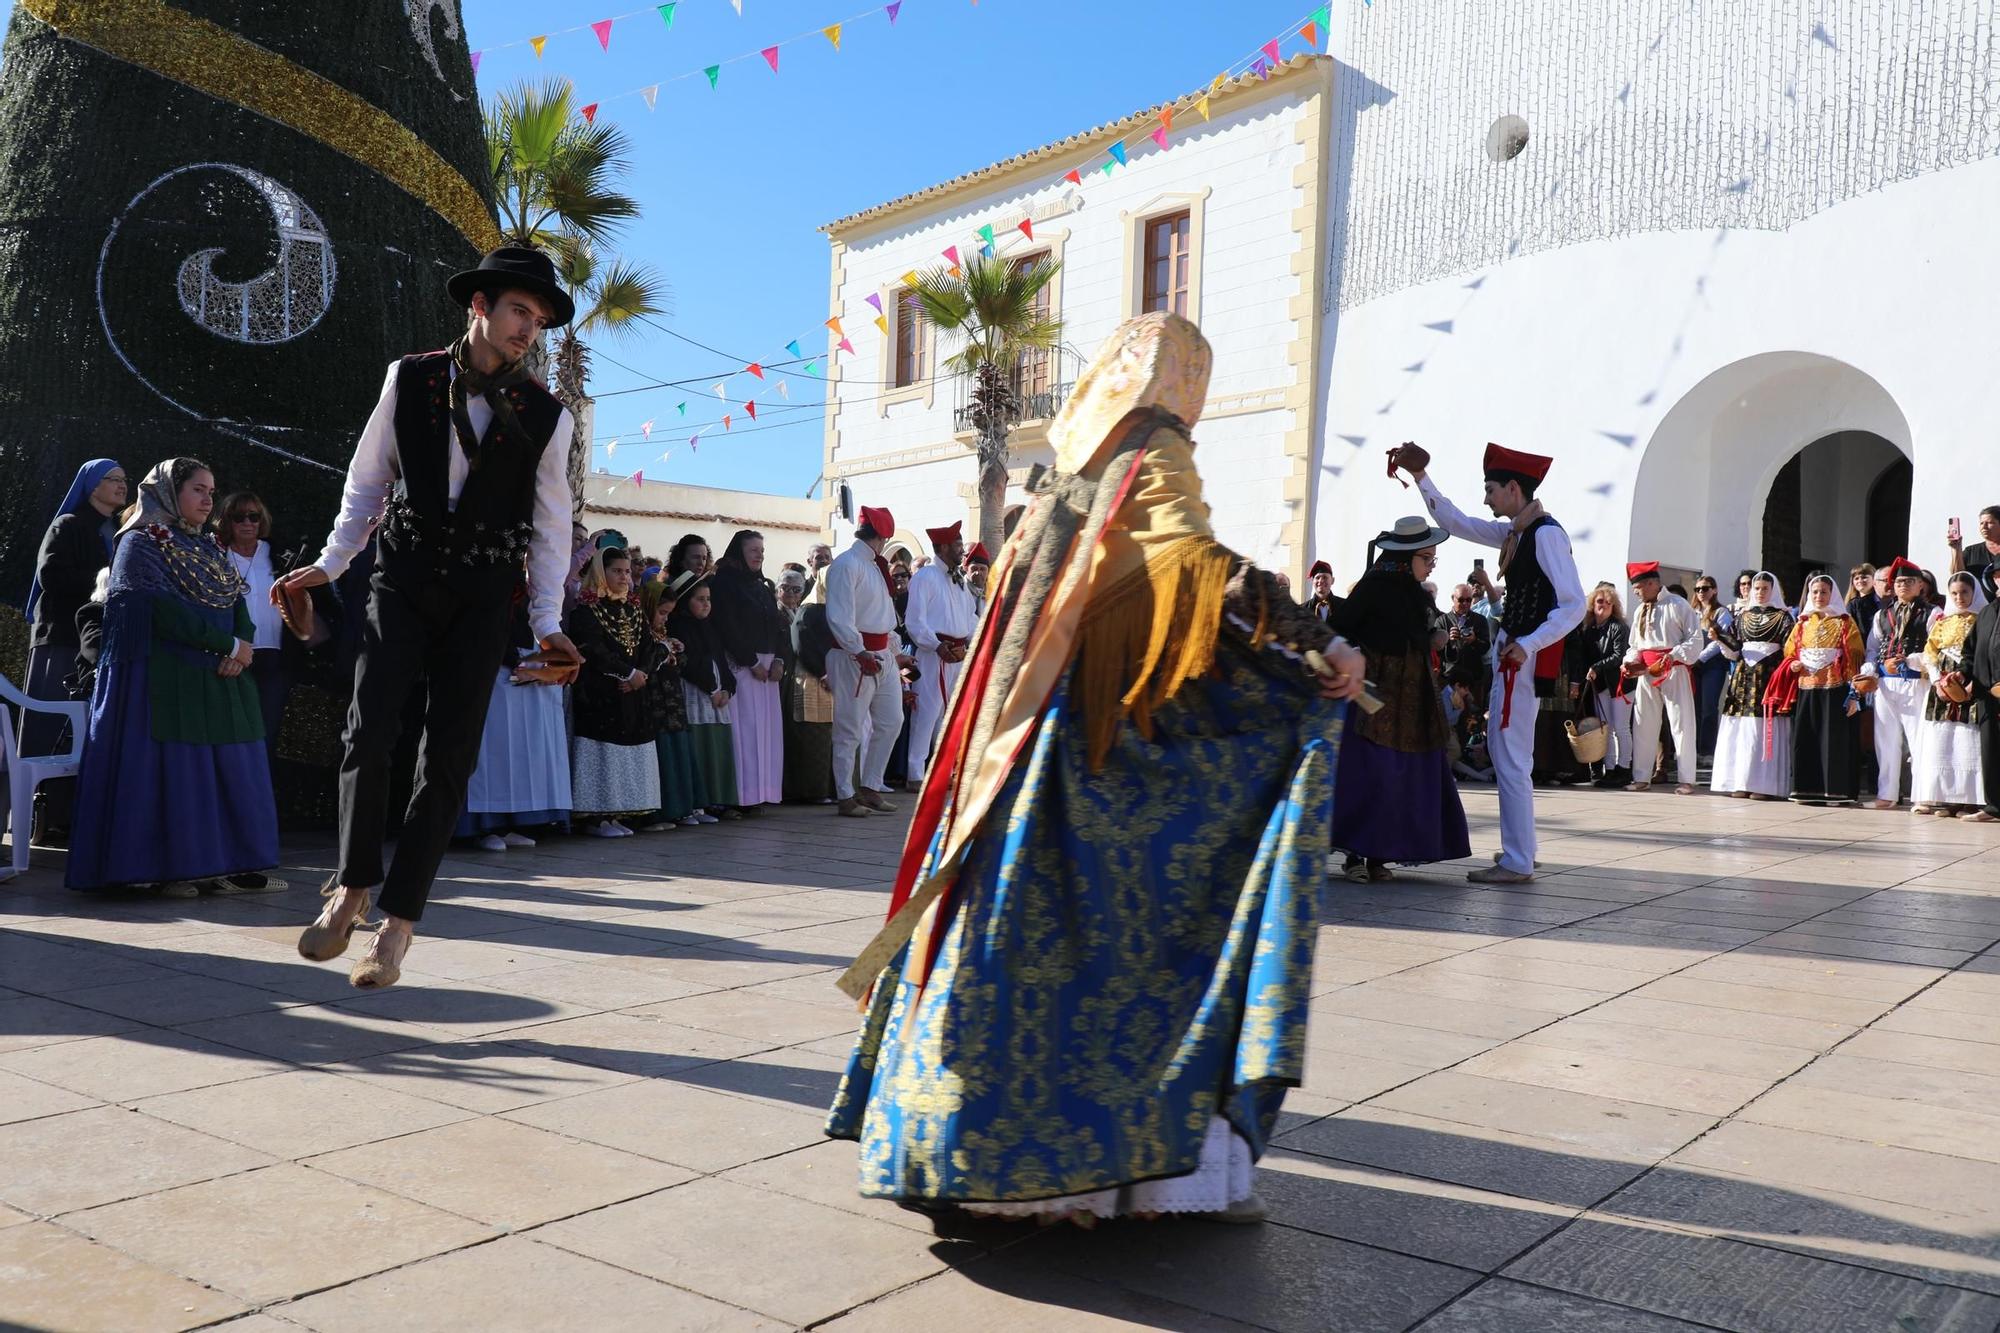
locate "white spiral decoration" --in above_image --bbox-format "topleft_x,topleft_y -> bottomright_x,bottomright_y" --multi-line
406,0 -> 466,99
172,166 -> 335,345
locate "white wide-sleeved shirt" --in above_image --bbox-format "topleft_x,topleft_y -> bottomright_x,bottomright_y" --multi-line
1416,475 -> 1586,656
225,539 -> 284,650
823,539 -> 899,654
312,361 -> 575,643
904,561 -> 980,654
1624,592 -> 1705,664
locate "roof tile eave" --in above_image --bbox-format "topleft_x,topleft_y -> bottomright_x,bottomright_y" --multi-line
819,52 -> 1328,237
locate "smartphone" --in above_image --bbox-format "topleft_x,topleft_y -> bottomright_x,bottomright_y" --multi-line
1473,558 -> 1485,571
1949,516 -> 1963,545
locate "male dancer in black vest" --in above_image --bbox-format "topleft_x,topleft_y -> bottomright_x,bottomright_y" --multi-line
1390,442 -> 1585,883
273,247 -> 579,988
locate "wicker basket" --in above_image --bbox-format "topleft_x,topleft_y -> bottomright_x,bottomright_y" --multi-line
1566,717 -> 1608,765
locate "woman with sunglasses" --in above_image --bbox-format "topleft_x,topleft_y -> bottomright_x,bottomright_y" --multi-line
1689,575 -> 1731,765
213,491 -> 287,760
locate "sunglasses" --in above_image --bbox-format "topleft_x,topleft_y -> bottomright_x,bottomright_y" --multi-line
1695,583 -> 1716,592
230,512 -> 263,523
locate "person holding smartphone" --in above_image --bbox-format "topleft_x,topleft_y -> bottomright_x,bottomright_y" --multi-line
1949,507 -> 2000,592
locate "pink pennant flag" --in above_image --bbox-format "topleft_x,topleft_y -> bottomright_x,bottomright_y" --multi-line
580,103 -> 599,124
761,45 -> 780,72
864,292 -> 883,313
592,18 -> 614,50
942,245 -> 960,267
1261,38 -> 1281,65
1150,126 -> 1169,150
837,337 -> 854,354
746,362 -> 764,379
1018,218 -> 1034,240
641,420 -> 654,437
632,469 -> 644,486
886,0 -> 901,22
744,400 -> 757,420
470,51 -> 484,74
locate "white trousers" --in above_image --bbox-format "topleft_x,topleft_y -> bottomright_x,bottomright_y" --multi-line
1591,690 -> 1634,771
906,648 -> 964,782
1874,677 -> 1926,803
827,648 -> 904,800
1489,663 -> 1539,874
1630,668 -> 1697,785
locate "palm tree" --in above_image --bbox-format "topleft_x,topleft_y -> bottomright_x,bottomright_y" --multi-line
484,78 -> 666,510
548,238 -> 669,505
912,254 -> 1062,554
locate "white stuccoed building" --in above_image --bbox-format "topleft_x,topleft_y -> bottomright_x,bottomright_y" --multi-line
820,5 -> 2000,592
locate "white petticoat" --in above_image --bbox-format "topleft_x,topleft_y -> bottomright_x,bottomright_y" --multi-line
960,1116 -> 1253,1220
1915,719 -> 1984,806
1711,715 -> 1792,797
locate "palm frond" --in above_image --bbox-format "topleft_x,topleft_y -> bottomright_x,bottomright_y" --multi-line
577,259 -> 670,338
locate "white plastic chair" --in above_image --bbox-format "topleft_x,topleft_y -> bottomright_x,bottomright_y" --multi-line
0,672 -> 88,881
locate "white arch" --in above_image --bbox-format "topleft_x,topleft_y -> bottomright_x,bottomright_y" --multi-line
1629,352 -> 1912,574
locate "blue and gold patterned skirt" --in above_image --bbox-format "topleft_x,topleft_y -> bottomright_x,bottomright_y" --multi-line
826,641 -> 1341,1203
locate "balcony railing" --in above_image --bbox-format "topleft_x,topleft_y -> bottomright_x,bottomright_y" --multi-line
952,345 -> 1086,437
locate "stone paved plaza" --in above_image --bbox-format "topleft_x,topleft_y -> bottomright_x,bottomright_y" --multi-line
4,786 -> 2000,1332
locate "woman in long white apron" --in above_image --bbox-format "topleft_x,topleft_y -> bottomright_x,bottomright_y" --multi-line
1712,572 -> 1794,799
1913,572 -> 1987,816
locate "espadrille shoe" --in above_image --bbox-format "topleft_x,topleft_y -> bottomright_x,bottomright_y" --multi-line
298,880 -> 372,963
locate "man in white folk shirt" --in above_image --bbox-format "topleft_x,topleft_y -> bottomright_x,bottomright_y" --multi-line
271,246 -> 580,990
1620,561 -> 1705,795
826,505 -> 907,818
1862,557 -> 1932,809
903,520 -> 980,793
1389,441 -> 1586,884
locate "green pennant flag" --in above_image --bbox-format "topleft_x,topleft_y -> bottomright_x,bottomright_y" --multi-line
803,360 -> 819,376
659,2 -> 677,27
977,223 -> 995,247
704,64 -> 720,89
1309,4 -> 1330,32
676,401 -> 686,415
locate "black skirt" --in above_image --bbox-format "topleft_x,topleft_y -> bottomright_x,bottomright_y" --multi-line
1791,688 -> 1860,803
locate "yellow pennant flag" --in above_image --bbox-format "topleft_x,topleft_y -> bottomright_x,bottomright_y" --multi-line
531,34 -> 548,58
873,314 -> 889,335
901,270 -> 919,289
1196,94 -> 1211,121
823,23 -> 842,50
1211,73 -> 1226,91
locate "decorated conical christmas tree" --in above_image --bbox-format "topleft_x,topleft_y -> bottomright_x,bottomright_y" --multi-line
0,0 -> 500,601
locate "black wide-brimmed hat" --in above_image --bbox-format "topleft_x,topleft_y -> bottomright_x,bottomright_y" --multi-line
447,246 -> 575,328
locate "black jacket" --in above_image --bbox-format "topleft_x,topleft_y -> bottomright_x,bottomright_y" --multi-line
1965,600 -> 2000,726
1572,616 -> 1631,691
31,510 -> 114,648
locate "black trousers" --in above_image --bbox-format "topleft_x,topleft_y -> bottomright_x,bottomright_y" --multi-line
338,568 -> 511,921
1983,712 -> 2000,817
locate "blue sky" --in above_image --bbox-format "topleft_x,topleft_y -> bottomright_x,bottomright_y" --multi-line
459,0 -> 1321,496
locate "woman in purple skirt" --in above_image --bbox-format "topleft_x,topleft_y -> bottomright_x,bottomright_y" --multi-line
1330,517 -> 1472,881
66,458 -> 279,894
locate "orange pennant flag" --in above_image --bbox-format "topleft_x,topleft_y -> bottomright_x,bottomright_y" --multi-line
1161,107 -> 1174,132
1302,20 -> 1319,48
531,35 -> 548,58
825,316 -> 844,337
723,413 -> 733,431
823,23 -> 842,50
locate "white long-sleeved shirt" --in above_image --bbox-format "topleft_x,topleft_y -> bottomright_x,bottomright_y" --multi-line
904,562 -> 980,653
1417,475 -> 1586,656
823,538 -> 899,654
312,361 -> 575,643
1624,592 -> 1705,665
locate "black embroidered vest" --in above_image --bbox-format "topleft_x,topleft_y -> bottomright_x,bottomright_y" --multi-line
378,351 -> 562,600
1500,515 -> 1565,697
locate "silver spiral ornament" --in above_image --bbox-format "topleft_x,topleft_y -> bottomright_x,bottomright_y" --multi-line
172,166 -> 335,344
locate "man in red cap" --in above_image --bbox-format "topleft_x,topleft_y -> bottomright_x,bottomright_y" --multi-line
903,520 -> 980,791
1860,557 -> 1932,808
825,506 -> 906,816
965,543 -> 993,603
1389,442 -> 1585,882
1619,561 -> 1704,794
1306,560 -> 1340,623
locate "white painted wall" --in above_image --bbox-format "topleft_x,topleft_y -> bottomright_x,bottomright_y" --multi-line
580,474 -> 822,570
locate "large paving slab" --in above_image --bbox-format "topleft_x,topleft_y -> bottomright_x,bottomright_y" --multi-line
5,784 -> 2000,1329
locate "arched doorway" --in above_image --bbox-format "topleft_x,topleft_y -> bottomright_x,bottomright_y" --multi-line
1758,432 -> 1910,596
1630,352 -> 1913,583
